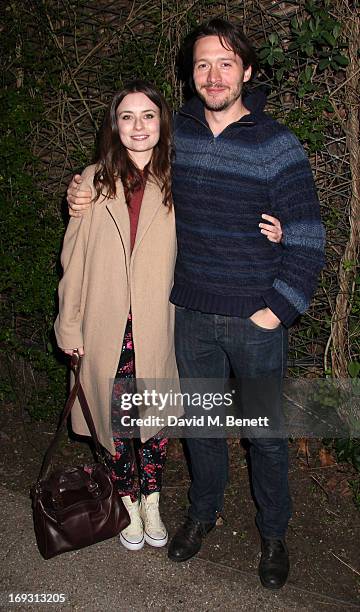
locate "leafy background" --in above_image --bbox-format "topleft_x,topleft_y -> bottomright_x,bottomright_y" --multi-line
0,0 -> 359,470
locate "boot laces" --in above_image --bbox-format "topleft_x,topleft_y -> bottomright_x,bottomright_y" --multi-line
143,497 -> 163,531
123,498 -> 143,534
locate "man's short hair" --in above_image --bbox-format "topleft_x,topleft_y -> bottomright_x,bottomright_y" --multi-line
179,18 -> 258,90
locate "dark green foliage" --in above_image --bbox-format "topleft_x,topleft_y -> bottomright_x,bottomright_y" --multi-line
322,437 -> 360,509
334,438 -> 360,473
0,86 -> 66,417
349,479 -> 360,510
258,0 -> 348,152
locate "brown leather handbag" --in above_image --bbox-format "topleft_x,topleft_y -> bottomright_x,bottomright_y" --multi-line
31,353 -> 130,559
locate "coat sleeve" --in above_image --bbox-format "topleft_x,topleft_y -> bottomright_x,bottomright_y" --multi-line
262,130 -> 326,327
54,165 -> 96,349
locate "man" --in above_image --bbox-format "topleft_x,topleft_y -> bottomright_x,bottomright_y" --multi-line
67,19 -> 325,589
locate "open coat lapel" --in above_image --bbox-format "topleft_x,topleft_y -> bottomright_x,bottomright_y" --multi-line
105,181 -> 131,271
131,179 -> 162,261
105,178 -> 162,270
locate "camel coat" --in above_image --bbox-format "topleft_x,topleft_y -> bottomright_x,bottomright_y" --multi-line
54,165 -> 180,454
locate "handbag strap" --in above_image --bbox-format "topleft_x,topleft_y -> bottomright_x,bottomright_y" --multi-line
37,353 -> 105,482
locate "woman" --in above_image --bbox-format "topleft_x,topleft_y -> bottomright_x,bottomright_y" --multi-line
55,81 -> 179,552
56,80 -> 283,553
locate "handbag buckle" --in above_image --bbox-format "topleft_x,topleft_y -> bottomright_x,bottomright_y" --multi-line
87,480 -> 100,497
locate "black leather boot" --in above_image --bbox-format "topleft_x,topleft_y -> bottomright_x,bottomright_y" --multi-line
168,517 -> 215,562
259,538 -> 290,589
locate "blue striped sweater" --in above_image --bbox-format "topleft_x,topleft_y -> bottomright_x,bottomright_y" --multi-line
170,93 -> 325,327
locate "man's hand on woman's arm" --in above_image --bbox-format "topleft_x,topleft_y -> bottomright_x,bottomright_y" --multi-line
67,174 -> 92,217
259,214 -> 283,243
67,177 -> 284,245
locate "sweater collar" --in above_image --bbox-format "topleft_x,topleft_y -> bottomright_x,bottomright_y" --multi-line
178,88 -> 267,127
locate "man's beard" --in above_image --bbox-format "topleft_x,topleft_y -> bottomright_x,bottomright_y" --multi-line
196,82 -> 242,112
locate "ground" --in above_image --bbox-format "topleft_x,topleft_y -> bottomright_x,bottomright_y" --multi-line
1,401 -> 359,608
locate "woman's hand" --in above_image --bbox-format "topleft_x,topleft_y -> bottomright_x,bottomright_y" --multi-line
62,347 -> 85,356
259,214 -> 283,243
67,175 -> 92,218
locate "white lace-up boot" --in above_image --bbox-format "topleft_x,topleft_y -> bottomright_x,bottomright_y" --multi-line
119,496 -> 144,551
140,492 -> 168,547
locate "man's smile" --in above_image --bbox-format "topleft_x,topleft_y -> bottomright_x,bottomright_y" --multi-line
204,85 -> 227,95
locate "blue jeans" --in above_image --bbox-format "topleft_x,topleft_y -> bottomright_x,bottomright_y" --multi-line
175,306 -> 291,539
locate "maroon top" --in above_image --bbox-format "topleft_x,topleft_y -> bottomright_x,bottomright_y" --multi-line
128,180 -> 145,253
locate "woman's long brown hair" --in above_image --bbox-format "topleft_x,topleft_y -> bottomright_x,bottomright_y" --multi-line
93,80 -> 173,207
